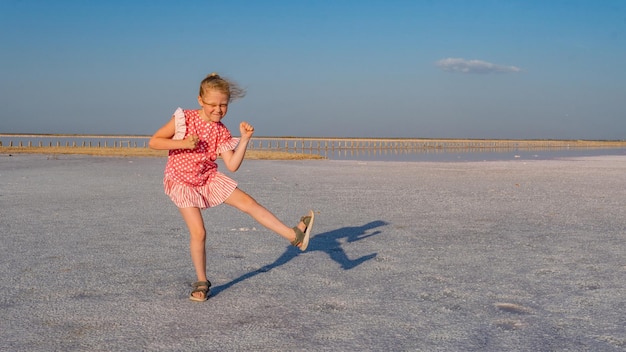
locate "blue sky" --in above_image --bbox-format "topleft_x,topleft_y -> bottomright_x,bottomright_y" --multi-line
1,0 -> 625,139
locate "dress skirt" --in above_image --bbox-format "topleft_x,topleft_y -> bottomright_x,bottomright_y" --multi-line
164,172 -> 237,209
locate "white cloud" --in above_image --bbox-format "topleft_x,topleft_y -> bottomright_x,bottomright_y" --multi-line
436,58 -> 521,74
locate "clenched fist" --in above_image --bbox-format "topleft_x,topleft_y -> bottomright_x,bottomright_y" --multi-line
240,122 -> 255,139
184,134 -> 199,149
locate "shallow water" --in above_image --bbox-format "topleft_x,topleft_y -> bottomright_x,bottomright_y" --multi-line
310,147 -> 626,162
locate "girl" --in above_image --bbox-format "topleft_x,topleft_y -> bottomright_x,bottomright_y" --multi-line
149,73 -> 314,302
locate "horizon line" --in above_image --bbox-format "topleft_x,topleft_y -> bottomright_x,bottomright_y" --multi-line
0,133 -> 624,142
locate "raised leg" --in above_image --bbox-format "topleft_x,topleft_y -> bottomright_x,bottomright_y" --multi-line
224,188 -> 307,244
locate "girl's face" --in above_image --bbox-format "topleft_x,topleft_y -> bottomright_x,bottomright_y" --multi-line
198,89 -> 229,123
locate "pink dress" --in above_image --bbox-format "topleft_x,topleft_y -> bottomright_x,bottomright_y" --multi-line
163,108 -> 239,209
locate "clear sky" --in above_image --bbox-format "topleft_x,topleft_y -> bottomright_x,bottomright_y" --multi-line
1,0 -> 625,139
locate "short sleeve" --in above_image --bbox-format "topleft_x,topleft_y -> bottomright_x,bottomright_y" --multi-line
216,137 -> 240,155
215,125 -> 240,154
172,107 -> 186,140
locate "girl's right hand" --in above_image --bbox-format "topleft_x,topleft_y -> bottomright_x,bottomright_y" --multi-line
184,135 -> 199,149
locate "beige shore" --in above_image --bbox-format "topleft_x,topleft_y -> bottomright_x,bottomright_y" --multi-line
2,138 -> 625,159
0,146 -> 325,160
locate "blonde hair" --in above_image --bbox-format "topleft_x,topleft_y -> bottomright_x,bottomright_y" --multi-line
199,72 -> 246,102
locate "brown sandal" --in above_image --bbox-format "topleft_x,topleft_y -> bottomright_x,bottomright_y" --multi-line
291,210 -> 315,251
189,280 -> 211,302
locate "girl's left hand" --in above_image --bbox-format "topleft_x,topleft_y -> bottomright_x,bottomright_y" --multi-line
240,121 -> 254,139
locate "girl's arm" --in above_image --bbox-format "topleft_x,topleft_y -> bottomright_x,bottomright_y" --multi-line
221,121 -> 254,172
149,117 -> 198,150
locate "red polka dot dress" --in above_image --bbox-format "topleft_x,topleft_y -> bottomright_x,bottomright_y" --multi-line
163,108 -> 240,209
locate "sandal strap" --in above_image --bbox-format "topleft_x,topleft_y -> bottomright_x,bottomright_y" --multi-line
291,226 -> 305,246
300,215 -> 312,227
192,280 -> 211,288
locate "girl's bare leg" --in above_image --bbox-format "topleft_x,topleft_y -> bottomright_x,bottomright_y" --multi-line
179,207 -> 209,299
224,188 -> 306,243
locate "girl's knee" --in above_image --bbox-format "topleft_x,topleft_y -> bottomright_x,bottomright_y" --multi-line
189,228 -> 206,242
242,196 -> 261,214
228,189 -> 259,212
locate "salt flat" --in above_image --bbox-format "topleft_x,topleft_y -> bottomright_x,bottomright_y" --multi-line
1,154 -> 625,351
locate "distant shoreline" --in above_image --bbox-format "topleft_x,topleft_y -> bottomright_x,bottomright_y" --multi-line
2,134 -> 625,160
1,133 -> 625,143
0,146 -> 325,160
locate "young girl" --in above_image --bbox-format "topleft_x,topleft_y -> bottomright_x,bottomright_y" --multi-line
149,73 -> 314,302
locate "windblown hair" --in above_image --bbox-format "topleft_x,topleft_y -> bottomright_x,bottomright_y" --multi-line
199,73 -> 246,102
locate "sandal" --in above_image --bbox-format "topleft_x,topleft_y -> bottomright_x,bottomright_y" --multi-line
189,280 -> 211,302
291,210 -> 315,251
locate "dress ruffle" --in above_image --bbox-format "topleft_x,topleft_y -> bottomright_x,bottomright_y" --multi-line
172,107 -> 186,140
216,137 -> 240,155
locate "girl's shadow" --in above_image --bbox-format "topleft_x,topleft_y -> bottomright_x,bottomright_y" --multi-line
211,220 -> 387,296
